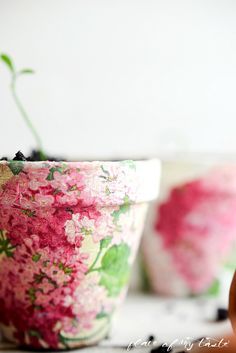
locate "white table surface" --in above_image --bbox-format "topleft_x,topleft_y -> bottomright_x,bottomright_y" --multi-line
0,293 -> 232,353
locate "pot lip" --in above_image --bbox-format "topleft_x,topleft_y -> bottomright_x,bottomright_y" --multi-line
159,151 -> 236,165
0,158 -> 160,168
0,158 -> 161,204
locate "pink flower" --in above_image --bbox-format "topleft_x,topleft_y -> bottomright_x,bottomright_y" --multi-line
28,169 -> 49,191
156,171 -> 236,292
34,194 -> 55,207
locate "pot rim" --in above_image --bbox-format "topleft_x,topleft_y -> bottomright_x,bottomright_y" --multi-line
0,159 -> 161,205
158,151 -> 236,165
0,158 -> 158,167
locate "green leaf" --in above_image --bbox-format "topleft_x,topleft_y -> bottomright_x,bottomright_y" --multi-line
101,165 -> 109,175
112,201 -> 130,223
0,232 -> 16,257
28,287 -> 37,302
1,53 -> 15,73
105,186 -> 111,195
58,262 -> 73,275
101,243 -> 130,275
46,167 -> 63,181
64,266 -> 73,275
99,243 -> 131,296
207,278 -> 220,296
22,209 -> 36,217
81,226 -> 92,236
100,236 -> 112,249
34,272 -> 45,284
96,312 -> 109,319
9,160 -> 24,175
59,318 -> 110,344
121,160 -> 136,170
32,253 -> 41,262
28,329 -> 41,338
19,68 -> 34,75
43,260 -> 49,267
224,262 -> 236,271
58,262 -> 64,270
100,268 -> 130,297
224,249 -> 236,271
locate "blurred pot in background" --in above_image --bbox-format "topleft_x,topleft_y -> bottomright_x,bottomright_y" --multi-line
142,155 -> 236,297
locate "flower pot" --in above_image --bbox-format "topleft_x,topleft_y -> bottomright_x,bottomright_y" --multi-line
0,159 -> 160,350
229,271 -> 236,332
142,156 -> 236,297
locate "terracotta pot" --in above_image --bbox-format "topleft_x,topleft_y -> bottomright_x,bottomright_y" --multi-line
142,157 -> 236,297
229,271 -> 236,332
0,159 -> 160,350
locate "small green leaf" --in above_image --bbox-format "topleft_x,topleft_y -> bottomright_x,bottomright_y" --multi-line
22,209 -> 36,217
34,305 -> 43,310
43,260 -> 49,267
100,236 -> 112,249
32,253 -> 41,262
207,278 -> 220,296
112,195 -> 131,223
34,272 -> 45,284
9,160 -> 24,175
64,267 -> 73,275
1,53 -> 15,73
81,226 -> 92,236
224,262 -> 236,271
0,232 -> 16,258
19,68 -> 35,75
58,262 -> 64,270
101,165 -> 109,175
46,167 -> 63,181
224,249 -> 236,270
105,186 -> 111,195
96,312 -> 109,319
58,262 -> 73,275
28,287 -> 37,302
68,185 -> 77,191
121,160 -> 136,170
28,329 -> 41,338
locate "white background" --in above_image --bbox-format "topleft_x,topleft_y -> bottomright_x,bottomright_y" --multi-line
0,0 -> 236,160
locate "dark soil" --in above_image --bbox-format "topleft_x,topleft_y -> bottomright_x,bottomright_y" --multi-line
1,150 -> 63,162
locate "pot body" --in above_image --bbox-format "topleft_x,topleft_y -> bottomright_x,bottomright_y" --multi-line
0,159 -> 160,349
142,158 -> 236,297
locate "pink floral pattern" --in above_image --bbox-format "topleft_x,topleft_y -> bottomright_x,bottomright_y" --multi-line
0,160 -> 159,349
143,166 -> 236,296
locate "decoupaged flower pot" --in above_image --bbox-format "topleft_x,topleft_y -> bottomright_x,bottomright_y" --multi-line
142,157 -> 236,297
0,159 -> 160,350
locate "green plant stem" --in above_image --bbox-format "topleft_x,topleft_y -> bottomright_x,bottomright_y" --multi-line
59,316 -> 110,345
11,75 -> 46,160
86,245 -> 103,274
87,267 -> 102,274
